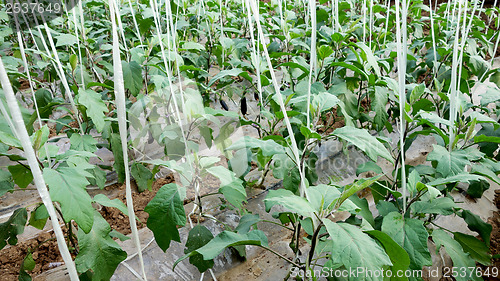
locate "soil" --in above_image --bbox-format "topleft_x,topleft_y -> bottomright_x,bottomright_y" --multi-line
316,107 -> 345,134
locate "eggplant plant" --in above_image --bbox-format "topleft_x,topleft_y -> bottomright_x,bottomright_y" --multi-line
0,0 -> 499,280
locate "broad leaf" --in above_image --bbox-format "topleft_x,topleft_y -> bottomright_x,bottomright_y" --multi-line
8,164 -> 33,189
427,145 -> 470,177
365,230 -> 410,280
264,189 -> 315,217
70,134 -> 98,153
122,61 -> 143,96
0,208 -> 27,249
333,127 -> 393,163
323,220 -> 392,279
144,183 -> 186,251
78,89 -> 108,132
43,167 -> 94,233
453,232 -> 491,265
131,163 -> 153,192
411,197 -> 456,215
174,230 -> 267,270
381,212 -> 432,270
184,225 -> 215,273
93,194 -> 129,216
460,210 -> 492,246
28,204 -> 49,230
433,229 -> 479,281
75,211 -> 127,280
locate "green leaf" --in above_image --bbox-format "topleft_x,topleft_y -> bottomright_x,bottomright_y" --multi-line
338,176 -> 381,207
433,229 -> 479,281
21,252 -> 36,271
30,125 -> 49,151
109,230 -> 131,241
207,166 -> 247,208
55,34 -> 78,47
372,86 -> 389,129
460,210 -> 492,246
318,45 -> 333,60
453,232 -> 491,265
75,211 -> 127,280
93,194 -> 129,216
8,164 -> 33,189
208,68 -> 251,87
355,42 -> 381,76
427,173 -> 484,187
307,184 -> 341,213
381,212 -> 432,270
184,225 -> 215,273
28,204 -> 49,230
173,230 -> 267,270
365,230 -> 410,281
131,163 -> 153,192
411,197 -> 456,215
77,89 -> 108,132
226,136 -> 285,156
0,208 -> 27,249
323,220 -> 392,278
110,134 -> 125,183
0,169 -> 13,196
333,127 -> 393,163
70,134 -> 98,153
312,92 -> 340,113
43,167 -> 94,233
122,61 -> 143,96
235,214 -> 260,234
356,161 -> 383,176
88,166 -> 106,190
228,149 -> 250,178
144,183 -> 186,251
264,189 -> 315,217
427,145 -> 470,177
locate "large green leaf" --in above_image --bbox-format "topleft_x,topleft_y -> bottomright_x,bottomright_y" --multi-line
226,136 -> 285,156
453,232 -> 491,265
427,145 -> 470,177
323,220 -> 392,279
460,210 -> 492,246
75,211 -> 127,280
122,60 -> 143,96
184,225 -> 215,273
0,169 -> 14,196
433,229 -> 479,281
70,134 -> 98,153
131,163 -> 153,192
338,176 -> 381,207
381,212 -> 432,270
207,166 -> 247,208
93,194 -> 129,216
264,189 -> 315,217
372,86 -> 389,129
0,208 -> 27,249
77,89 -> 108,132
144,183 -> 186,251
365,230 -> 410,281
411,197 -> 456,215
109,134 -> 125,183
174,230 -> 268,270
43,167 -> 94,233
8,164 -> 33,189
333,127 -> 393,163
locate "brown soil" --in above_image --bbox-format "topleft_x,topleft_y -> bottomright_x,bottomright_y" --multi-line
0,231 -> 76,281
316,107 -> 345,134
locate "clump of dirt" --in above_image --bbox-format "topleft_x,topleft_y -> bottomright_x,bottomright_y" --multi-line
316,108 -> 345,134
0,231 -> 76,281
